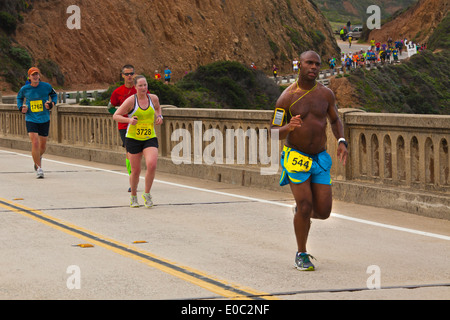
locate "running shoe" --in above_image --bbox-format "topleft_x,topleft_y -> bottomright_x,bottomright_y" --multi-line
142,193 -> 153,208
294,252 -> 315,271
130,195 -> 139,208
36,167 -> 44,179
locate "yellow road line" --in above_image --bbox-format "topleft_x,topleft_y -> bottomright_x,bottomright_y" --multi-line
0,198 -> 277,300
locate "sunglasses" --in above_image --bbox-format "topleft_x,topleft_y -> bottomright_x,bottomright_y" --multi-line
123,72 -> 135,76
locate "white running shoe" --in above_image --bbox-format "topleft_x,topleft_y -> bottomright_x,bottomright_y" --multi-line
142,193 -> 153,208
36,167 -> 44,179
130,195 -> 139,208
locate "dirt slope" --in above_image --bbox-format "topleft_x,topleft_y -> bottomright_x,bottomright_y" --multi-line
368,0 -> 449,44
11,0 -> 339,90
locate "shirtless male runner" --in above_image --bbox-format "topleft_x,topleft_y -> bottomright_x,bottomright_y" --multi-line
271,51 -> 348,271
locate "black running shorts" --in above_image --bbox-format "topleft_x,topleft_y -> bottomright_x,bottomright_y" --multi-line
26,121 -> 50,137
125,137 -> 159,154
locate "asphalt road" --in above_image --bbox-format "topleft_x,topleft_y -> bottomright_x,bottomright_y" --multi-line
1,147 -> 449,306
336,39 -> 410,60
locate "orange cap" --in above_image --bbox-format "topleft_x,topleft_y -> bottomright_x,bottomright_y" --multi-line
28,67 -> 40,76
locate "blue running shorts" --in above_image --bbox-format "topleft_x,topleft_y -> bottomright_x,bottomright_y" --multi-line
279,145 -> 332,186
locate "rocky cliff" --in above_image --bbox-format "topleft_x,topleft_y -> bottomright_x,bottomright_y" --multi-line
11,0 -> 339,90
368,0 -> 448,44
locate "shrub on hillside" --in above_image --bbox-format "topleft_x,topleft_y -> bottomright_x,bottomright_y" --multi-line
349,50 -> 450,114
176,61 -> 280,109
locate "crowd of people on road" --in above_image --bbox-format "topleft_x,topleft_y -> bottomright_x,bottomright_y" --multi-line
332,36 -> 427,72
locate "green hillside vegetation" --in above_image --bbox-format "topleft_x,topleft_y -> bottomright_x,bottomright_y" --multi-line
0,0 -> 33,91
347,50 -> 449,114
176,61 -> 280,109
92,61 -> 281,110
343,11 -> 449,115
312,0 -> 418,24
0,0 -> 65,91
427,13 -> 450,50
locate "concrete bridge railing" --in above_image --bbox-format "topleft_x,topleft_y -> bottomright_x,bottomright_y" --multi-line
0,103 -> 449,219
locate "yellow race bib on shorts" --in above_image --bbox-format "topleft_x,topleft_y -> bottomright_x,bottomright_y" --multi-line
284,148 -> 312,173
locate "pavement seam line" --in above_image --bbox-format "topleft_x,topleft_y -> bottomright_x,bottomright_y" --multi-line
0,198 -> 277,300
2,149 -> 449,241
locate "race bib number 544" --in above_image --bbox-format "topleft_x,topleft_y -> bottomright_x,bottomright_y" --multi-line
285,151 -> 312,173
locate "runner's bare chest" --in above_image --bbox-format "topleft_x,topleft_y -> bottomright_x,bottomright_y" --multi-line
288,88 -> 329,121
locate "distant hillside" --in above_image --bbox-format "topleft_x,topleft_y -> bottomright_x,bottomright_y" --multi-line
368,0 -> 449,45
328,0 -> 449,115
313,0 -> 418,24
345,50 -> 449,114
0,0 -> 339,93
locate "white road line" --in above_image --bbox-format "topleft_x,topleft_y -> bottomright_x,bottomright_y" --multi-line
330,213 -> 450,241
2,149 -> 449,241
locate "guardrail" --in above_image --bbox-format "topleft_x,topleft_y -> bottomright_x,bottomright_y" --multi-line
0,103 -> 448,218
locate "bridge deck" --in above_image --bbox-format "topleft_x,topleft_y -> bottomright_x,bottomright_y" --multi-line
1,147 -> 449,303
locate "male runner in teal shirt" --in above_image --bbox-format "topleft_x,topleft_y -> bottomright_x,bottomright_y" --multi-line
17,67 -> 57,178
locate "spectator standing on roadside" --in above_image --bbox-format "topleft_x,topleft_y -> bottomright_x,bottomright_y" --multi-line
272,64 -> 279,82
164,66 -> 172,84
345,55 -> 352,71
293,58 -> 299,74
339,28 -> 345,41
393,49 -> 399,62
154,70 -> 161,81
370,38 -> 375,50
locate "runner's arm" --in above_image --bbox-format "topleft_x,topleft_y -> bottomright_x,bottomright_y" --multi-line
16,88 -> 26,112
326,90 -> 347,165
270,87 -> 302,140
108,90 -> 119,115
151,94 -> 163,125
113,96 -> 134,124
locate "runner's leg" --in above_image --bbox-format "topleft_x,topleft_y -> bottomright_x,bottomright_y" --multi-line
143,147 -> 158,194
128,152 -> 142,196
290,179 -> 313,253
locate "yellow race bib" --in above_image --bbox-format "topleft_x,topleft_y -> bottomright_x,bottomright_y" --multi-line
30,100 -> 44,113
284,149 -> 312,173
135,122 -> 153,139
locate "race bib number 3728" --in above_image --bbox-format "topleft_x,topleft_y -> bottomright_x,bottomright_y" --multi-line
135,123 -> 152,138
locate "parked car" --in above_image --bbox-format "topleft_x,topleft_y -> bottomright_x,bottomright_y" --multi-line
347,25 -> 363,39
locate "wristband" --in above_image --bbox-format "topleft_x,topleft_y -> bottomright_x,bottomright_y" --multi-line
338,138 -> 348,148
